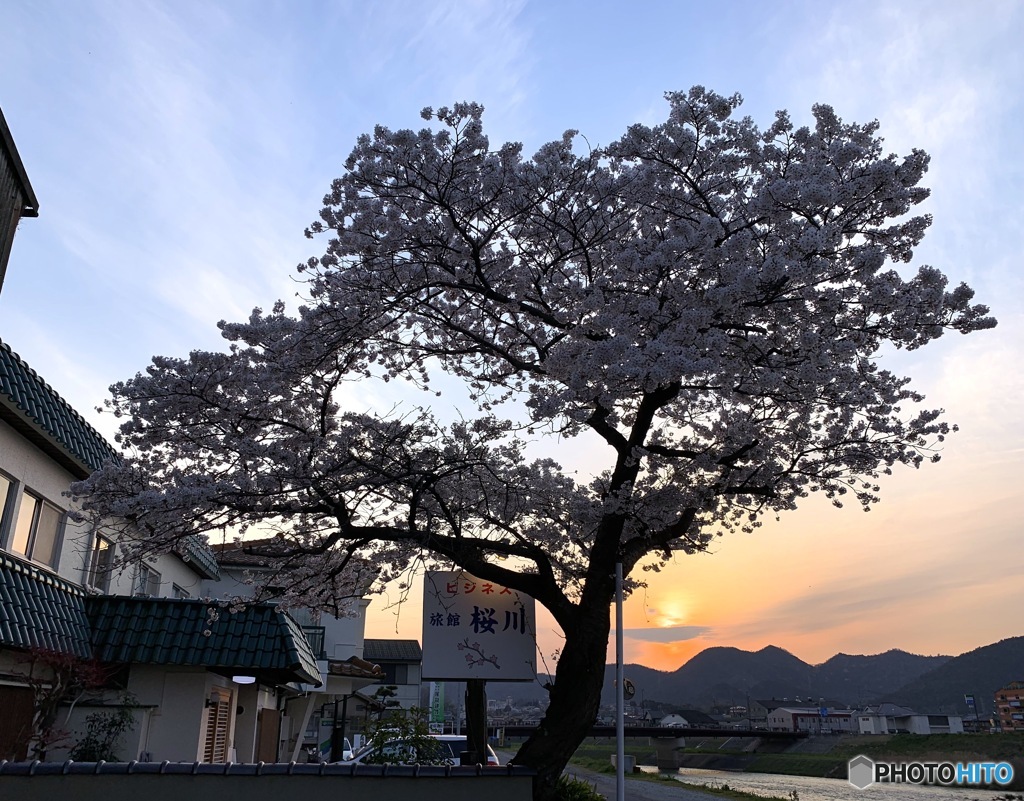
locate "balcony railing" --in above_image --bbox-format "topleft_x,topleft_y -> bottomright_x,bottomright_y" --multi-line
302,625 -> 326,659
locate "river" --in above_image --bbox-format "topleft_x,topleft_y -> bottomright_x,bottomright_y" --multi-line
672,768 -> 1022,801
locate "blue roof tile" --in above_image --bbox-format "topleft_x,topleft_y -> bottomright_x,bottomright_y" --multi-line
87,596 -> 321,685
0,337 -> 119,477
0,552 -> 92,658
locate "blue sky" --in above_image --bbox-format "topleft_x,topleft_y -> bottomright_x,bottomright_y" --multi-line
2,0 -> 1022,668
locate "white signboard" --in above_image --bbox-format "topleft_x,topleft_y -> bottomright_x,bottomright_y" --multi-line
421,571 -> 537,681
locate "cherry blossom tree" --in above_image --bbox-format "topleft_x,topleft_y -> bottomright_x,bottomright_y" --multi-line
73,87 -> 994,797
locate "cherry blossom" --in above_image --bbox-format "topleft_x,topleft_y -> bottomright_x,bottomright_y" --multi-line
72,88 -> 994,799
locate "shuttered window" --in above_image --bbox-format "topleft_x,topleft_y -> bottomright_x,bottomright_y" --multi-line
202,686 -> 233,762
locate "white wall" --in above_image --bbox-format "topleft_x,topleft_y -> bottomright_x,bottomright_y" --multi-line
127,666 -> 210,761
1,419 -> 204,598
0,419 -> 95,585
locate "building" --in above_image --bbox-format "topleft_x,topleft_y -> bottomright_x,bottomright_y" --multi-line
362,639 -> 424,713
203,540 -> 382,759
857,703 -> 964,735
766,706 -> 857,734
994,681 -> 1024,732
0,106 -> 325,765
659,710 -> 719,728
0,106 -> 39,294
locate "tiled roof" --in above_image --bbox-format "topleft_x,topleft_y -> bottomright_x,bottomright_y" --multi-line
0,760 -> 535,778
0,339 -> 219,580
0,337 -> 119,478
87,597 -> 321,686
328,655 -> 383,679
0,551 -> 92,658
363,638 -> 422,663
211,538 -> 283,568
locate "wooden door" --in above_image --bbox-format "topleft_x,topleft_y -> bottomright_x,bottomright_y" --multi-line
255,707 -> 281,762
0,685 -> 34,761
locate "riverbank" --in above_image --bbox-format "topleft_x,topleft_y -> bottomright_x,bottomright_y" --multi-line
511,732 -> 1024,793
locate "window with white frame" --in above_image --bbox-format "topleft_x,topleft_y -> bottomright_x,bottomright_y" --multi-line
10,488 -> 64,568
134,563 -> 161,596
172,583 -> 190,599
87,533 -> 115,593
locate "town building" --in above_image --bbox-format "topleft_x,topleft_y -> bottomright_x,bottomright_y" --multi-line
0,106 -> 38,293
856,703 -> 964,735
766,706 -> 857,734
994,681 -> 1024,732
362,638 -> 424,712
203,540 -> 382,759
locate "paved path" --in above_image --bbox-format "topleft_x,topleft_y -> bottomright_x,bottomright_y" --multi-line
496,751 -> 723,801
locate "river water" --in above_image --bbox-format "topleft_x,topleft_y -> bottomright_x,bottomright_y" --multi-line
672,768 -> 1021,801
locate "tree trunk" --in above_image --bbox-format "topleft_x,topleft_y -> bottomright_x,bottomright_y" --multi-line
511,599 -> 611,801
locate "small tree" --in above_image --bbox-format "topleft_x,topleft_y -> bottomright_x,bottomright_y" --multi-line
361,708 -> 447,765
17,648 -> 110,761
73,88 -> 994,800
370,685 -> 401,720
68,695 -> 138,762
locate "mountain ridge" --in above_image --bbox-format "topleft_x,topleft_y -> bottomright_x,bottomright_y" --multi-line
492,637 -> 1024,716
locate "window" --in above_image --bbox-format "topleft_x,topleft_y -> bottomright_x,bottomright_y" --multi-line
0,472 -> 15,535
10,489 -> 64,568
172,583 -> 190,599
381,664 -> 409,684
88,534 -> 115,592
134,563 -> 161,596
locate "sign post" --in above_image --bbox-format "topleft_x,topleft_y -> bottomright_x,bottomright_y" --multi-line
422,571 -> 538,680
422,571 -> 538,763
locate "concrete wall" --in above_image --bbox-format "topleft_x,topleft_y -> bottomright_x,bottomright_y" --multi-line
0,765 -> 534,801
126,667 -> 212,762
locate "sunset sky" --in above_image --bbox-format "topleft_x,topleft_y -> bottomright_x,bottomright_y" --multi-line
1,1 -> 1021,672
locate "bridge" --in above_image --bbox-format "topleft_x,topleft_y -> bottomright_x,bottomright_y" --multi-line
500,725 -> 807,740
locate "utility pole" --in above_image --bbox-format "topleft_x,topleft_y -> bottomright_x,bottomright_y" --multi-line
615,562 -> 625,801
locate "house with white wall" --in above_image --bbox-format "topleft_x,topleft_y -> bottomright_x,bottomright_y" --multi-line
0,106 -> 326,764
766,705 -> 857,733
362,639 -> 424,713
857,703 -> 963,735
201,539 -> 382,760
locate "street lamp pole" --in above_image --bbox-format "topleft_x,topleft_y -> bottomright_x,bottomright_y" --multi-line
615,562 -> 625,801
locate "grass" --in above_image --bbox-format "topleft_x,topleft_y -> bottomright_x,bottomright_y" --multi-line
831,732 -> 1024,762
518,732 -> 1024,794
562,739 -> 800,800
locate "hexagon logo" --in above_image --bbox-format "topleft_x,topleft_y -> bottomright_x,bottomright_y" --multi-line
848,754 -> 875,790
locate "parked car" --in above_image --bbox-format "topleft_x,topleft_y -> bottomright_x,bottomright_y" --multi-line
342,734 -> 499,766
305,736 -> 353,762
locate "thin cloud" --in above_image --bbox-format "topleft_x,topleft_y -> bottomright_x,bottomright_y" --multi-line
624,626 -> 712,644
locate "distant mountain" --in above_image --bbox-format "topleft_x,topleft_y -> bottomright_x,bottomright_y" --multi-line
488,638 -> 1020,715
814,650 -> 950,705
597,645 -> 948,709
881,636 -> 1024,716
